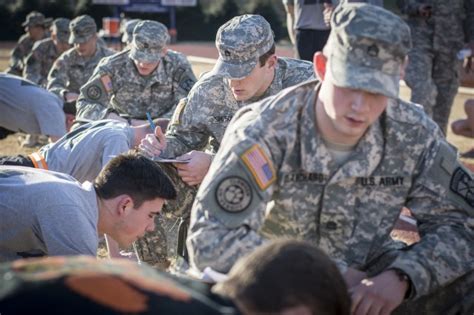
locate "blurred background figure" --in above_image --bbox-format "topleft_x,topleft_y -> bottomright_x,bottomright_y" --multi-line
23,18 -> 71,87
397,0 -> 474,134
121,18 -> 141,49
283,0 -> 334,61
47,15 -> 114,104
6,11 -> 51,76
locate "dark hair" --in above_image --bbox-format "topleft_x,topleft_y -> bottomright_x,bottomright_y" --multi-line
213,240 -> 350,315
94,150 -> 176,207
258,44 -> 276,67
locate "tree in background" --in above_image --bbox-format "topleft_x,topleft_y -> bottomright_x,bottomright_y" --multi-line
0,0 -> 284,42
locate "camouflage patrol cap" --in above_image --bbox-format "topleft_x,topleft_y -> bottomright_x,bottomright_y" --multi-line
22,11 -> 52,27
130,20 -> 169,63
121,19 -> 141,44
51,18 -> 71,43
210,14 -> 274,80
68,15 -> 97,44
326,3 -> 411,99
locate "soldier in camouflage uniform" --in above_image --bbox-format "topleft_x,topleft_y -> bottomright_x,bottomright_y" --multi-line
6,11 -> 50,76
397,0 -> 474,134
23,18 -> 71,87
187,4 -> 474,314
138,14 -> 314,266
76,20 -> 196,124
121,19 -> 141,48
47,15 -> 114,104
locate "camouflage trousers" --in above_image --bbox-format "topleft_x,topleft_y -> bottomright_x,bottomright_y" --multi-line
405,42 -> 461,135
135,163 -> 197,269
366,248 -> 474,315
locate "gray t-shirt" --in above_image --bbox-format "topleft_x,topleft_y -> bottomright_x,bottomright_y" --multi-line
283,0 -> 383,30
39,120 -> 134,183
0,166 -> 99,262
0,73 -> 66,137
284,0 -> 330,30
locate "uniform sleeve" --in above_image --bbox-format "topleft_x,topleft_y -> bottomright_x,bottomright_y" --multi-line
47,54 -> 69,99
187,109 -> 279,273
162,87 -> 215,158
161,55 -> 196,119
76,61 -> 114,120
23,44 -> 43,85
388,139 -> 474,299
8,38 -> 28,75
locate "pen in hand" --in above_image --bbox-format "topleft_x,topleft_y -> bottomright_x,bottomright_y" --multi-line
146,112 -> 156,133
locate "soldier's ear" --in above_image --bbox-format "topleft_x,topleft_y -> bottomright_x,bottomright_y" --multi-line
314,52 -> 327,81
266,54 -> 277,69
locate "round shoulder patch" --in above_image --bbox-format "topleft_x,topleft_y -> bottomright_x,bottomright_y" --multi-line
86,85 -> 102,100
216,176 -> 252,213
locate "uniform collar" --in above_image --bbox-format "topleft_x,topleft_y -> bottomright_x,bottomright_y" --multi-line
75,44 -> 103,66
127,53 -> 166,86
300,84 -> 385,179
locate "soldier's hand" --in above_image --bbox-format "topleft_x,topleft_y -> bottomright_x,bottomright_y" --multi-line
344,267 -> 367,288
139,126 -> 167,157
349,270 -> 409,315
418,4 -> 432,18
173,151 -> 212,186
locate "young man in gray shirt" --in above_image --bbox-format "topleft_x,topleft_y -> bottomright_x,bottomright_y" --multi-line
0,152 -> 176,262
0,119 -> 166,183
0,73 -> 75,142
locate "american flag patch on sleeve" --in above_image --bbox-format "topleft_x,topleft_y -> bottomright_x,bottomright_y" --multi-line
241,144 -> 276,190
100,75 -> 113,93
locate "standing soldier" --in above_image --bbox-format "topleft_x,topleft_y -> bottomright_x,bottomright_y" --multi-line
138,15 -> 314,267
47,15 -> 114,104
6,11 -> 51,76
76,20 -> 196,124
397,0 -> 474,134
23,18 -> 71,87
187,3 -> 474,314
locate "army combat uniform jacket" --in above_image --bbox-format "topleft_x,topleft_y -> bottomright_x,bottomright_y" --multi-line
396,0 -> 474,54
162,57 -> 315,158
6,33 -> 48,76
76,49 -> 196,120
47,44 -> 114,100
188,80 -> 474,300
23,38 -> 62,87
